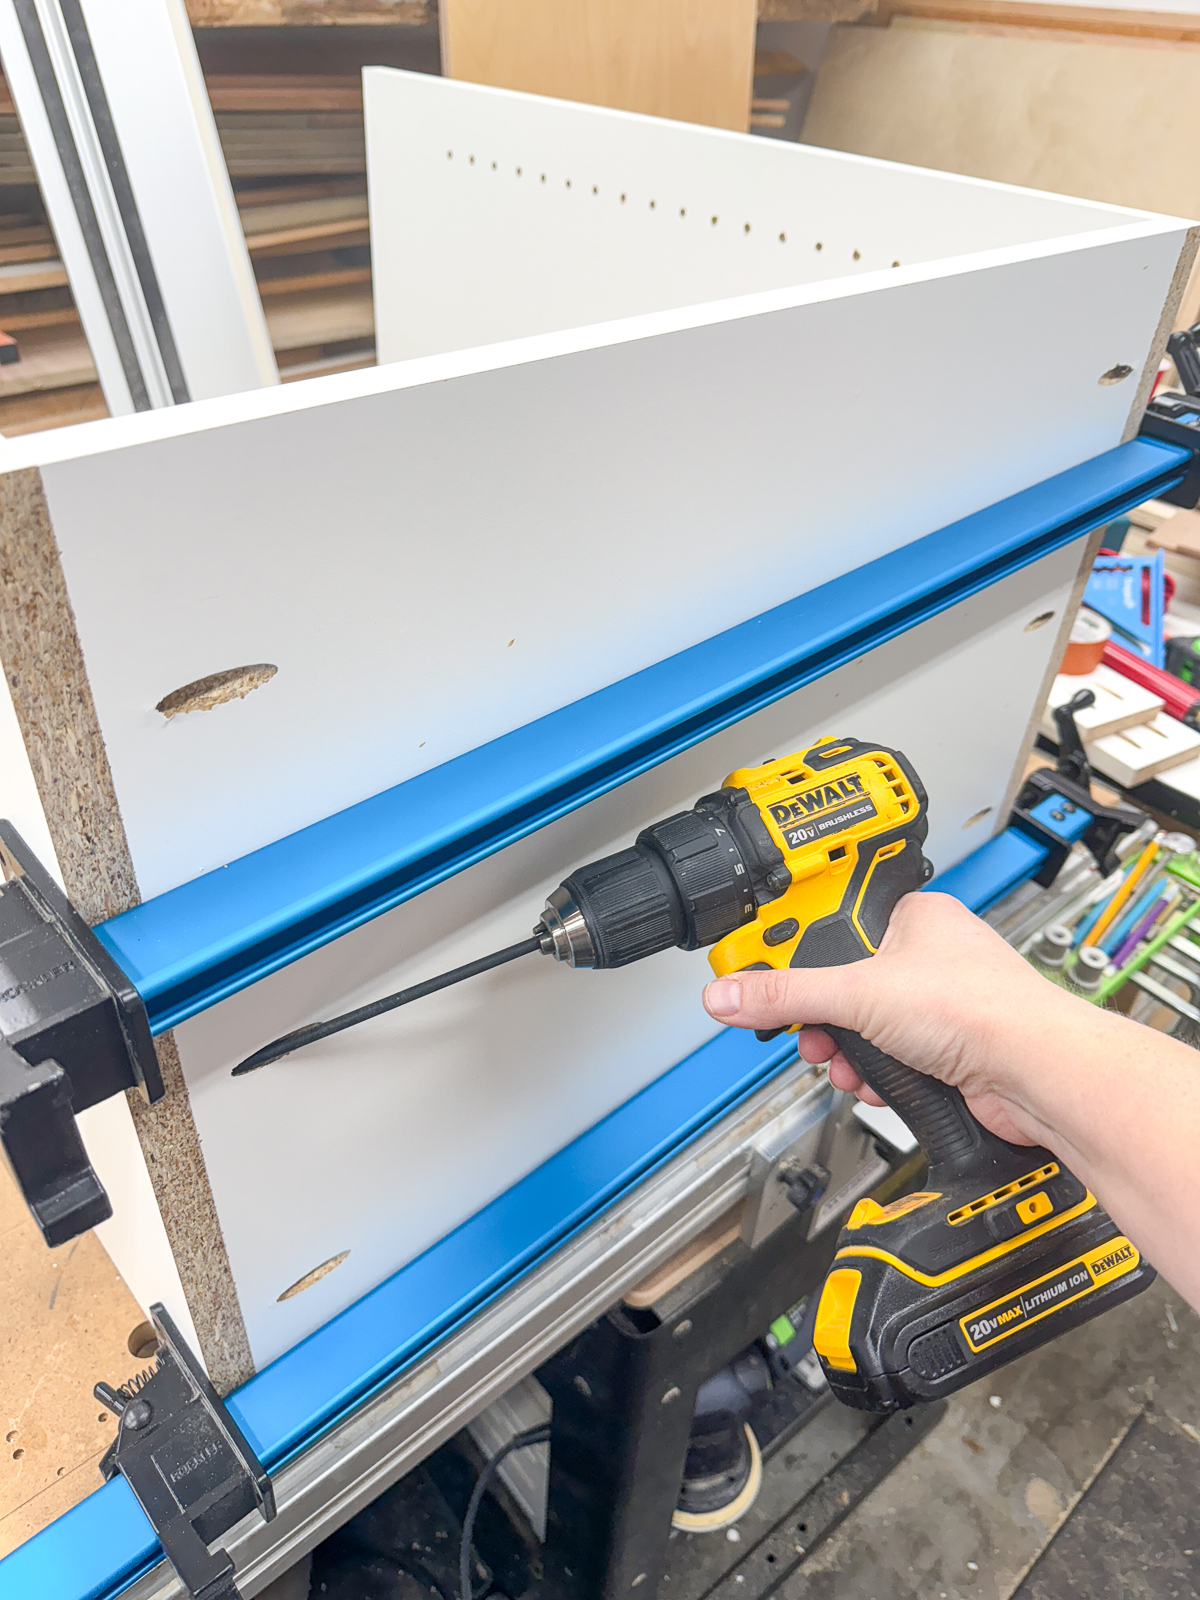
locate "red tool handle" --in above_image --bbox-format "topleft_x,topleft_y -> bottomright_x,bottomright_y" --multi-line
1102,639 -> 1200,729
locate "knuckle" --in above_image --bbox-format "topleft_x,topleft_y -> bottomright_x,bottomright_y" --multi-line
756,966 -> 795,1013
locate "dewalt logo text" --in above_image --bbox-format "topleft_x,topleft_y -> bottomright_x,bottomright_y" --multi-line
1090,1244 -> 1134,1278
770,775 -> 865,827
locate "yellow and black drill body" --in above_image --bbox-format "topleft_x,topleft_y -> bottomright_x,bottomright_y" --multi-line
537,736 -> 1153,1412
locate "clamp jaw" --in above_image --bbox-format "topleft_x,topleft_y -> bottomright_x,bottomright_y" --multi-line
0,821 -> 161,1246
1141,369 -> 1200,511
1010,691 -> 1144,888
96,1304 -> 274,1600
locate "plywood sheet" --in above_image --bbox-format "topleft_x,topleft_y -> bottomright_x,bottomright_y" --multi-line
440,0 -> 758,132
804,22 -> 1200,222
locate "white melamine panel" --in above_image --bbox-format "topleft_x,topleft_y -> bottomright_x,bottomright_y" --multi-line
7,213 -> 1178,902
363,69 -> 1156,362
0,674 -> 200,1359
170,545 -> 1079,1367
0,670 -> 61,887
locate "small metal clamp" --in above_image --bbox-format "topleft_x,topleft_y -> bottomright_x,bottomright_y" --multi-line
95,1305 -> 275,1600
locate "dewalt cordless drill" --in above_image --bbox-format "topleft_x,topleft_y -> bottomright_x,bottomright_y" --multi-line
238,736 -> 1152,1413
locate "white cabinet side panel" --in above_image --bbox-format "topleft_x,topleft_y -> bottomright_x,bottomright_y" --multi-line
364,69 -> 1147,361
76,1096 -> 202,1366
173,542 -> 1080,1369
0,668 -> 62,886
0,673 -> 196,1351
38,230 -> 1181,899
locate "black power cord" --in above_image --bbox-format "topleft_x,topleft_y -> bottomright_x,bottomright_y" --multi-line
232,936 -> 544,1075
458,1424 -> 552,1600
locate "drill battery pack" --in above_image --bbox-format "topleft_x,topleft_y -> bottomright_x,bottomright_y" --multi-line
814,1160 -> 1152,1411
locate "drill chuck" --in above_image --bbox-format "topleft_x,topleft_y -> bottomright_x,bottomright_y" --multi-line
537,789 -> 790,970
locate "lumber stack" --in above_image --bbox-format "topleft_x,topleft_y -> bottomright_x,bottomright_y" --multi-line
0,69 -> 379,435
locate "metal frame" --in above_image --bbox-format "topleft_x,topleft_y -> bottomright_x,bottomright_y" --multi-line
0,0 -> 276,413
534,1145 -> 922,1599
95,437 -> 1190,1032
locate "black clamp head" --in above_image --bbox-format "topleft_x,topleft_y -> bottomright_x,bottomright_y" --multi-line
1012,766 -> 1143,888
1141,383 -> 1200,510
0,821 -> 161,1246
96,1305 -> 274,1600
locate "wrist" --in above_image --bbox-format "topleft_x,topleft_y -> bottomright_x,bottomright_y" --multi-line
986,992 -> 1127,1164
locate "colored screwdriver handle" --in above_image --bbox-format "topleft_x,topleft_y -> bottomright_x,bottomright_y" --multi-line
823,1024 -> 1048,1183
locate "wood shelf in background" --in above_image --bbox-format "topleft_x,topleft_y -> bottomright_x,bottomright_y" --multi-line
263,279 -> 373,349
187,1 -> 430,23
873,0 -> 1200,44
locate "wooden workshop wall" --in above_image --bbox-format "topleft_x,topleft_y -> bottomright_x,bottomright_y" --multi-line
802,2 -> 1200,325
440,0 -> 759,130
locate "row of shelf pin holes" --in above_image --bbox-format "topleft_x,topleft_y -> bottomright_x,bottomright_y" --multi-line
446,151 -> 901,268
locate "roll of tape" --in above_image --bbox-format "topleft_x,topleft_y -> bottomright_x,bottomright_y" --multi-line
1061,607 -> 1111,675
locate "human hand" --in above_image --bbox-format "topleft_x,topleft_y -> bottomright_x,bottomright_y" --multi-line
701,891 -> 1102,1147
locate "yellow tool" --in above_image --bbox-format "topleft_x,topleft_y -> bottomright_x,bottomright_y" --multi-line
1081,836 -> 1158,947
237,736 -> 1153,1413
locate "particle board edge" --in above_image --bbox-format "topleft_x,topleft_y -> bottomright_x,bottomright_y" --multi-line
0,465 -> 253,1393
1124,224 -> 1200,444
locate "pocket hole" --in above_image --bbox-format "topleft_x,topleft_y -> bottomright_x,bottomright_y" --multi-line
11,1449 -> 22,1460
963,807 -> 992,829
779,232 -> 786,242
853,249 -> 861,260
680,207 -> 686,216
1099,364 -> 1133,385
650,200 -> 656,209
744,222 -> 751,233
156,663 -> 277,719
815,241 -> 822,251
1024,611 -> 1055,632
892,260 -> 900,268
711,215 -> 718,225
278,1250 -> 350,1302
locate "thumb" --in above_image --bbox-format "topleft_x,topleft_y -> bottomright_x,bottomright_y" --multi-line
702,964 -> 866,1033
